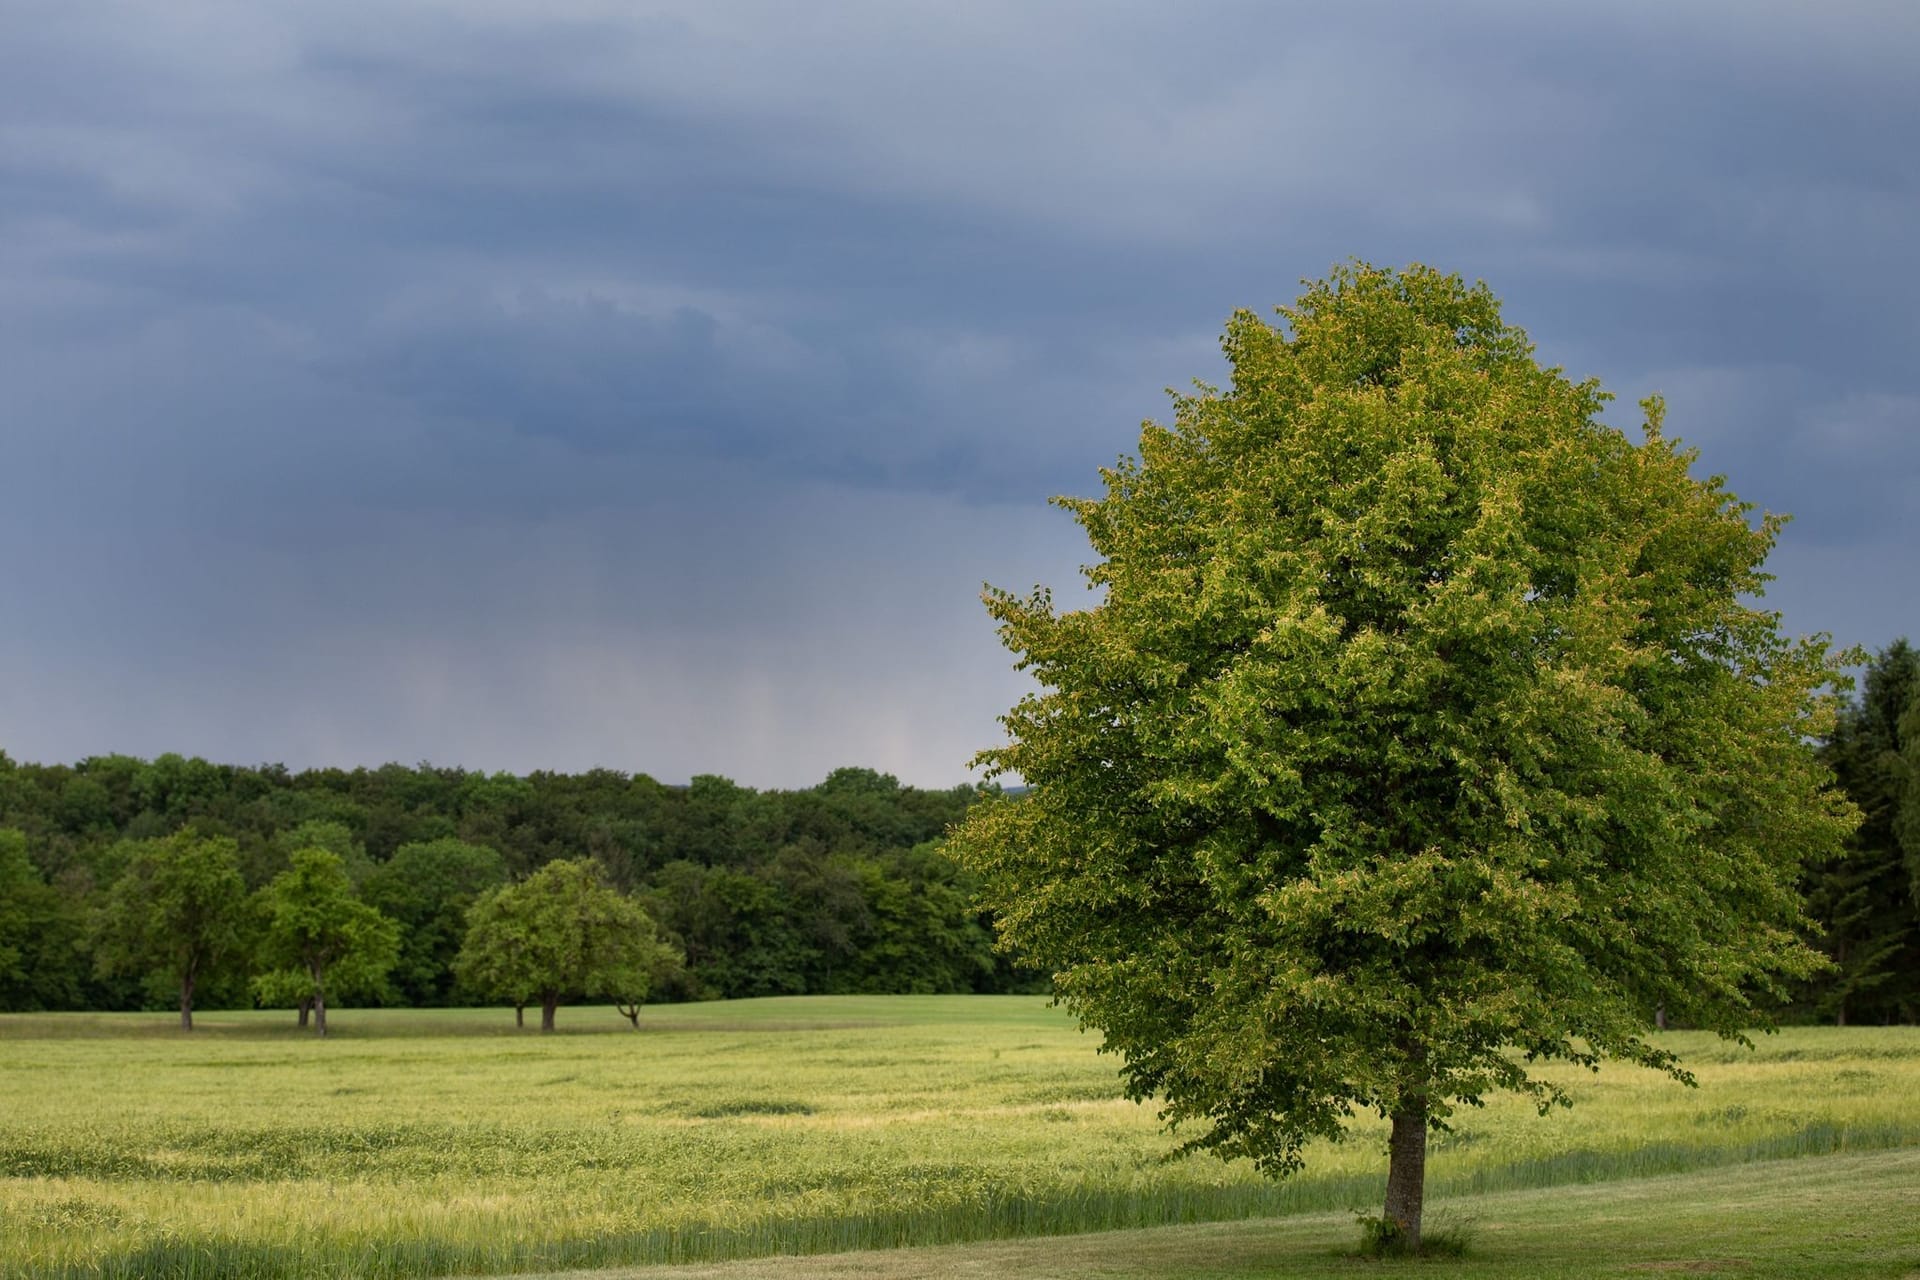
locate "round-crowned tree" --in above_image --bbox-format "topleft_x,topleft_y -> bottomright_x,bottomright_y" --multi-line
951,263 -> 1856,1251
456,858 -> 672,1032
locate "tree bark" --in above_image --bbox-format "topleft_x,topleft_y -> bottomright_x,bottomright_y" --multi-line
515,1003 -> 525,1029
541,993 -> 559,1033
310,962 -> 329,1037
1383,1102 -> 1428,1251
298,996 -> 312,1030
1654,1005 -> 1667,1031
178,973 -> 195,1032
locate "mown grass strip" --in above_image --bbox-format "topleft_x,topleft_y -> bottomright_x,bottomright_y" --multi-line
506,1147 -> 1920,1280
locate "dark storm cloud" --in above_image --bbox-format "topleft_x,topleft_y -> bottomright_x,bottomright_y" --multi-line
1,0 -> 1915,783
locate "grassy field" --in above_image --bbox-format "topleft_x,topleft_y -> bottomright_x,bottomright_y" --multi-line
524,1148 -> 1920,1279
2,998 -> 1917,1279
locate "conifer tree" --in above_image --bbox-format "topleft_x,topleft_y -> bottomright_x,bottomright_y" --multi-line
1810,640 -> 1920,1024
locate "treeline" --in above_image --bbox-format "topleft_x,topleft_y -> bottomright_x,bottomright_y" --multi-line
1799,639 -> 1920,1025
0,762 -> 1040,1017
3,639 -> 1914,1026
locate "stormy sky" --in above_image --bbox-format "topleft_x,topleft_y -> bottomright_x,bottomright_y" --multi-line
2,1 -> 1915,788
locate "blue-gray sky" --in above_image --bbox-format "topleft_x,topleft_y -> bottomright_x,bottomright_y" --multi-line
2,1 -> 1915,787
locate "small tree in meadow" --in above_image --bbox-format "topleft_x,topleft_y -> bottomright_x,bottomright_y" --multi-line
92,829 -> 249,1030
457,858 -> 670,1032
613,933 -> 685,1030
254,847 -> 400,1037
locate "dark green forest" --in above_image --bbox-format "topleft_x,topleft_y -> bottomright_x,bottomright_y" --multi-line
1804,639 -> 1920,1024
0,761 -> 1039,1017
1,638 -> 1914,1022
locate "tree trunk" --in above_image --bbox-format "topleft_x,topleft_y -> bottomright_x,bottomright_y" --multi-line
298,996 -> 312,1030
178,973 -> 195,1032
541,993 -> 559,1033
1654,1005 -> 1667,1031
310,962 -> 329,1037
618,1003 -> 640,1029
515,1003 -> 525,1029
1383,1103 -> 1428,1251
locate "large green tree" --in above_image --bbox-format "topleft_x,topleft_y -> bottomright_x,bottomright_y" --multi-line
456,858 -> 670,1031
92,829 -> 249,1030
952,263 -> 1856,1251
254,847 -> 401,1037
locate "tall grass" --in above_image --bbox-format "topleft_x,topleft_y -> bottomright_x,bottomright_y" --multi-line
3,1000 -> 1916,1279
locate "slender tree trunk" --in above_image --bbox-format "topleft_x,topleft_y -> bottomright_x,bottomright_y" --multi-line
178,973 -> 195,1032
619,1003 -> 640,1029
311,977 -> 327,1038
1654,1005 -> 1667,1031
309,962 -> 329,1037
1383,1102 -> 1428,1251
541,993 -> 559,1033
515,1003 -> 525,1029
298,996 -> 312,1030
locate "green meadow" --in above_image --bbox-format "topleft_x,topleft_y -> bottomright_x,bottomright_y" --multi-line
3,998 -> 1918,1279
526,1148 -> 1920,1280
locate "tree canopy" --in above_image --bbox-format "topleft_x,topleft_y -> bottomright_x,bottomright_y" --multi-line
457,858 -> 678,1031
952,263 -> 1857,1250
254,847 -> 401,1036
90,829 -> 249,1030
1805,640 -> 1920,1024
363,838 -> 508,1006
0,828 -> 83,1011
0,761 -> 1026,1011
